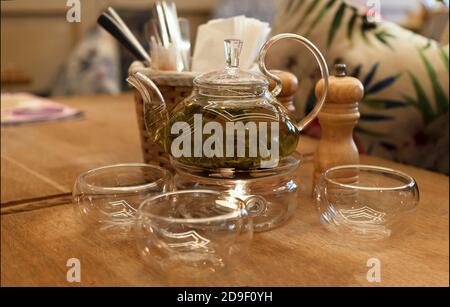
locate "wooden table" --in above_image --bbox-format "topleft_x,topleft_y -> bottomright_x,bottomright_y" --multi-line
1,94 -> 448,286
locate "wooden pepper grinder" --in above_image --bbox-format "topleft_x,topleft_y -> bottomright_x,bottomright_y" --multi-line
269,70 -> 298,113
313,64 -> 364,187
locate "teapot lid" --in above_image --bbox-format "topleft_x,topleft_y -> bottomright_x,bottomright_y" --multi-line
193,39 -> 268,94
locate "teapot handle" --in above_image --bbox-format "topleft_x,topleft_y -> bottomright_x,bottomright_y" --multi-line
258,33 -> 329,132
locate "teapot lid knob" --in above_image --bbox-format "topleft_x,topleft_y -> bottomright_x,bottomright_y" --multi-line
224,39 -> 243,68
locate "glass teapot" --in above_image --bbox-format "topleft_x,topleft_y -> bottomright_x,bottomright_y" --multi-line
128,33 -> 329,170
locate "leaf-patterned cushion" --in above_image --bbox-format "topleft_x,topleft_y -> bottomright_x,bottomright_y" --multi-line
271,0 -> 449,173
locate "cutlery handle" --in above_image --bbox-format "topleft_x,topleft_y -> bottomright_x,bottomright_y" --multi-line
97,14 -> 149,63
154,3 -> 170,47
106,7 -> 151,63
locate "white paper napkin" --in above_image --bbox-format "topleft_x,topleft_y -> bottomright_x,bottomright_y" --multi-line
191,15 -> 271,72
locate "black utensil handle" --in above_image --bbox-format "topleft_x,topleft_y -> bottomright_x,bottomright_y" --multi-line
106,6 -> 150,62
97,14 -> 147,61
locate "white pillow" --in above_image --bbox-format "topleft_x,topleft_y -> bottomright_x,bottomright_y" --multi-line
270,0 -> 449,173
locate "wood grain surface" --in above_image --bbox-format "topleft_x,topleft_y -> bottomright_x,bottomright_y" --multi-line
1,93 -> 448,286
1,155 -> 448,286
1,94 -> 142,205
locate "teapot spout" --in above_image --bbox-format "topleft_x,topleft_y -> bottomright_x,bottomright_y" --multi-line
127,72 -> 169,150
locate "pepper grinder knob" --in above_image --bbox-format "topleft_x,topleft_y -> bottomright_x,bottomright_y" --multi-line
334,63 -> 347,77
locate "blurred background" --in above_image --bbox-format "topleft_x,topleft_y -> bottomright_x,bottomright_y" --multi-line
1,0 -> 448,96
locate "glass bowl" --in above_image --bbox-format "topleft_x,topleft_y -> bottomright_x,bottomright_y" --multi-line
134,190 -> 253,274
73,163 -> 173,239
314,165 -> 419,241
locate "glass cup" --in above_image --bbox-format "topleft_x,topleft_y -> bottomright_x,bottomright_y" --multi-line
73,163 -> 173,239
314,165 -> 419,241
134,190 -> 253,275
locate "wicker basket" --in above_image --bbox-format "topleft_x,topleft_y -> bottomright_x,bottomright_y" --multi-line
129,61 -> 298,171
129,61 -> 199,171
